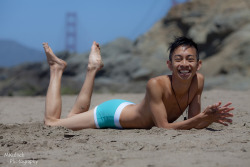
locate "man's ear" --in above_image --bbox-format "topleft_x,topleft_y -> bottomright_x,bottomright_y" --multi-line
197,60 -> 202,71
167,60 -> 173,71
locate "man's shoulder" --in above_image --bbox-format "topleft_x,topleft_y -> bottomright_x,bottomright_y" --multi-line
193,73 -> 204,92
147,75 -> 171,91
147,75 -> 170,86
196,72 -> 204,81
195,73 -> 204,86
146,75 -> 170,99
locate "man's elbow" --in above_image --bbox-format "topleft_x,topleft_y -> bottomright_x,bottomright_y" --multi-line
156,123 -> 193,130
156,123 -> 176,130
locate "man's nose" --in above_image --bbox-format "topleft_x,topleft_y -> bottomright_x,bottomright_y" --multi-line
180,59 -> 188,66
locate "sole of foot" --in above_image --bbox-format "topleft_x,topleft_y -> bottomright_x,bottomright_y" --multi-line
43,42 -> 67,71
88,41 -> 104,71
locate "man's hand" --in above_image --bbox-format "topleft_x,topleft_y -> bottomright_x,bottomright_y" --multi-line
195,102 -> 234,129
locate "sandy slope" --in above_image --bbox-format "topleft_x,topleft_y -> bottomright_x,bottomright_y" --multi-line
0,90 -> 250,167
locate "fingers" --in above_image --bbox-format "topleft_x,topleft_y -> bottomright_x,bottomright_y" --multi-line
216,117 -> 232,126
207,102 -> 221,113
206,102 -> 221,113
205,102 -> 234,126
222,102 -> 232,107
215,112 -> 233,126
216,107 -> 234,120
210,102 -> 234,113
213,102 -> 233,108
212,102 -> 221,108
218,107 -> 234,113
216,120 -> 228,126
220,117 -> 233,123
219,112 -> 234,117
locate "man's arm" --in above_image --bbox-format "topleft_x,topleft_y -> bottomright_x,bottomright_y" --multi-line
146,78 -> 203,130
146,78 -> 168,128
187,73 -> 234,129
188,73 -> 204,119
147,76 -> 234,130
194,102 -> 234,129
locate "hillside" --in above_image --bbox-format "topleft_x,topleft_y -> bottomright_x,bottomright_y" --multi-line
0,40 -> 45,67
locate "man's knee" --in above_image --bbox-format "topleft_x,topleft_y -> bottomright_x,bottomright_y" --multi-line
44,117 -> 57,126
67,113 -> 76,118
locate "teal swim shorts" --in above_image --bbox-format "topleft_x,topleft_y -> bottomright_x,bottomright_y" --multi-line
94,99 -> 135,129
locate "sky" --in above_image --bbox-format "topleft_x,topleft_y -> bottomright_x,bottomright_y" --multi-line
0,0 -> 187,53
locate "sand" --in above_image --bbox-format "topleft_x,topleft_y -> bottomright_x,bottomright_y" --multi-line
0,90 -> 250,167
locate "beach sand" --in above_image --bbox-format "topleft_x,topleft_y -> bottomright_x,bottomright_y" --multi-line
0,90 -> 250,167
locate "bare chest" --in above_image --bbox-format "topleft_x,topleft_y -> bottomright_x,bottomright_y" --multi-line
162,93 -> 193,123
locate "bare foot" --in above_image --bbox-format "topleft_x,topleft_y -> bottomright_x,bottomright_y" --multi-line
43,42 -> 67,71
88,41 -> 104,71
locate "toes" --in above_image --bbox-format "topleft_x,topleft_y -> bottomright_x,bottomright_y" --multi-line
42,42 -> 48,46
42,43 -> 49,51
42,43 -> 53,54
92,41 -> 100,49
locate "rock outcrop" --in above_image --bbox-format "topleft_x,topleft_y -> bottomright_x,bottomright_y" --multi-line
1,0 -> 250,95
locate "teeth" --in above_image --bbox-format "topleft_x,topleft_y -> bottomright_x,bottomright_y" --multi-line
180,70 -> 189,73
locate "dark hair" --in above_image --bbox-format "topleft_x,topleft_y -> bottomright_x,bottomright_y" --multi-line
168,36 -> 199,61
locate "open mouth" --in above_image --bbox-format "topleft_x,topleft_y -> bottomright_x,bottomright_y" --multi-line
178,69 -> 191,74
178,69 -> 191,78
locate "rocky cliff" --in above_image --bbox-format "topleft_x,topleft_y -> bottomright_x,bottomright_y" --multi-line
133,0 -> 250,90
1,0 -> 250,95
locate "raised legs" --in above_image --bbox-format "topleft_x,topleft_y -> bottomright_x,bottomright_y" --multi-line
43,42 -> 103,130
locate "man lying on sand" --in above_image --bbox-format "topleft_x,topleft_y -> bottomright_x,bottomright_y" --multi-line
42,37 -> 234,131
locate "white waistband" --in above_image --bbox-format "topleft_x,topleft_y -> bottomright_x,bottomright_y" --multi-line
114,102 -> 134,129
94,106 -> 100,128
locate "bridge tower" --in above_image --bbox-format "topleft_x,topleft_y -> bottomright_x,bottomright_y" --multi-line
65,12 -> 77,53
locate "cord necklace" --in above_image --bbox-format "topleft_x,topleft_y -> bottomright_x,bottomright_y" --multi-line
171,76 -> 190,120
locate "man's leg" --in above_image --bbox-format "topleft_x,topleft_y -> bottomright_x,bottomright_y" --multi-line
43,42 -> 97,130
67,41 -> 103,117
43,42 -> 67,123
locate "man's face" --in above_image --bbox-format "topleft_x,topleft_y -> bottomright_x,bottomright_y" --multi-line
167,45 -> 202,80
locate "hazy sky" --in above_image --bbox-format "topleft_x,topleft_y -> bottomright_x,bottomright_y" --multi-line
0,0 -> 186,53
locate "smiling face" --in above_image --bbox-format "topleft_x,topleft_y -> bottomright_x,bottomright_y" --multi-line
167,45 -> 202,80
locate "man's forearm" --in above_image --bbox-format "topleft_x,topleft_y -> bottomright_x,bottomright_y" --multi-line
163,113 -> 207,130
